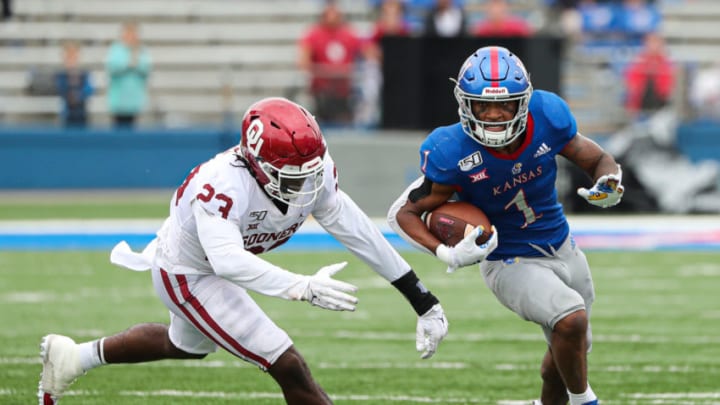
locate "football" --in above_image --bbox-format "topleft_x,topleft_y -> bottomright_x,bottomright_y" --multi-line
424,201 -> 492,247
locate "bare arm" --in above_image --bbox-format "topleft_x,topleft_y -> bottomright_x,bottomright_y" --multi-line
394,177 -> 457,254
560,132 -> 621,181
562,133 -> 625,208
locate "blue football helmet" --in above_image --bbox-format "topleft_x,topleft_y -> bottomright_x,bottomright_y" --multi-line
453,46 -> 533,148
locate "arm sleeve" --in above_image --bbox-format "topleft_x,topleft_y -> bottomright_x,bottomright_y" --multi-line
137,49 -> 152,76
105,44 -> 130,76
313,189 -> 411,283
420,131 -> 459,185
192,201 -> 306,300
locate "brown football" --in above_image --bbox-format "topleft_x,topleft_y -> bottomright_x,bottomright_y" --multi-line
424,201 -> 492,247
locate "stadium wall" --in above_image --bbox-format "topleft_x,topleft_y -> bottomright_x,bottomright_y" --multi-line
0,127 -> 425,216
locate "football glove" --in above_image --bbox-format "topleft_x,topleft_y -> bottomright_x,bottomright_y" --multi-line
416,304 -> 448,359
577,165 -> 625,208
300,262 -> 359,312
436,226 -> 498,273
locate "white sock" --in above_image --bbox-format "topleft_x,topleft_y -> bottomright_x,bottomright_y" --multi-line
77,338 -> 106,372
568,384 -> 597,405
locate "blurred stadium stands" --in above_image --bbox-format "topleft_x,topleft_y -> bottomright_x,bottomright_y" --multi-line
562,0 -> 720,137
0,0 -> 375,126
0,0 -> 716,134
1,0 -> 719,214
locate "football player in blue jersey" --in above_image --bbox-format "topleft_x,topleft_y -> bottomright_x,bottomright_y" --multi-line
388,46 -> 624,405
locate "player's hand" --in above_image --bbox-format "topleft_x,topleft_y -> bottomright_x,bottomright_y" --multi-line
436,226 -> 498,273
416,304 -> 448,359
302,262 -> 359,311
577,165 -> 625,208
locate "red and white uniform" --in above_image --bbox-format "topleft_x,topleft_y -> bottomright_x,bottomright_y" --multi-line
129,146 -> 411,370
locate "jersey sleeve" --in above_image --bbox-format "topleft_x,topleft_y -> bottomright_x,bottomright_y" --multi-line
313,188 -> 411,282
312,152 -> 411,281
192,201 -> 309,300
535,90 -> 578,146
419,129 -> 458,185
187,156 -> 248,224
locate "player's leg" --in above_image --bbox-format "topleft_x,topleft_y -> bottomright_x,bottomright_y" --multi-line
480,237 -> 596,405
156,268 -> 332,404
549,309 -> 591,401
38,272 -> 211,404
553,239 -> 597,405
102,322 -> 207,362
268,346 -> 333,405
38,324 -> 203,404
539,348 -> 569,405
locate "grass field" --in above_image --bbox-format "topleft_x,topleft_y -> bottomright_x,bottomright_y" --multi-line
2,248 -> 720,404
0,191 -> 170,220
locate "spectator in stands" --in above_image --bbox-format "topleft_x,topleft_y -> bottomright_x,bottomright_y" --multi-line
470,0 -> 534,37
1,0 -> 11,21
55,41 -> 94,128
369,0 -> 412,47
105,21 -> 152,129
359,0 -> 412,128
576,0 -> 618,44
616,0 -> 661,44
422,0 -> 467,38
623,32 -> 676,120
298,1 -> 367,127
689,61 -> 720,121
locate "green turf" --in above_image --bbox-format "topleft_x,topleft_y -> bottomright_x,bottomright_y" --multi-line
0,191 -> 171,220
2,250 -> 719,404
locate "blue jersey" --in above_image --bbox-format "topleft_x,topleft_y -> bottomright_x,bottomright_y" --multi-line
420,90 -> 577,260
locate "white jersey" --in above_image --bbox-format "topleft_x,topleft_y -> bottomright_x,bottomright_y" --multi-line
152,146 -> 410,297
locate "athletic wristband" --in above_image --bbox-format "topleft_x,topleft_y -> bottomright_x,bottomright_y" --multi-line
391,270 -> 439,316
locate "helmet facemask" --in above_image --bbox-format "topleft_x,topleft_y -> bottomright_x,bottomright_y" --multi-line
453,46 -> 533,148
455,84 -> 532,148
259,155 -> 325,208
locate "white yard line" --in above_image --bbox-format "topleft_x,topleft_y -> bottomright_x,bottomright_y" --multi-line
2,215 -> 720,233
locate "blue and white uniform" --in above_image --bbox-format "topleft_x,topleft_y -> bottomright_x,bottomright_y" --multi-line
420,90 -> 575,260
389,90 -> 595,340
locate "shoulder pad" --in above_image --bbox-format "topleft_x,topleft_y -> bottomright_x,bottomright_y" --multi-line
536,90 -> 575,131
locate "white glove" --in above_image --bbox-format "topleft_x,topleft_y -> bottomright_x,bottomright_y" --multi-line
416,304 -> 448,359
300,262 -> 359,311
436,226 -> 498,273
577,165 -> 625,208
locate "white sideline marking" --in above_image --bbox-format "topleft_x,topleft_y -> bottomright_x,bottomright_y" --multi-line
3,388 -> 719,404
626,392 -> 720,400
4,327 -> 720,346
494,363 -> 711,374
119,390 -> 486,403
316,361 -> 468,369
4,354 -> 714,376
3,215 -> 720,233
319,330 -> 720,345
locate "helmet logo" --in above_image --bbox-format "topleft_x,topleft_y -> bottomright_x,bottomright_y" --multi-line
482,87 -> 508,96
245,119 -> 265,156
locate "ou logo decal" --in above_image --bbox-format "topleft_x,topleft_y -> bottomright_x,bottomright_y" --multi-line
245,119 -> 265,156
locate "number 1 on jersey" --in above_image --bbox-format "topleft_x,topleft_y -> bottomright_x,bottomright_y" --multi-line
505,189 -> 542,229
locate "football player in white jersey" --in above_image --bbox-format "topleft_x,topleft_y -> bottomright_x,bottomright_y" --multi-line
38,97 -> 448,405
